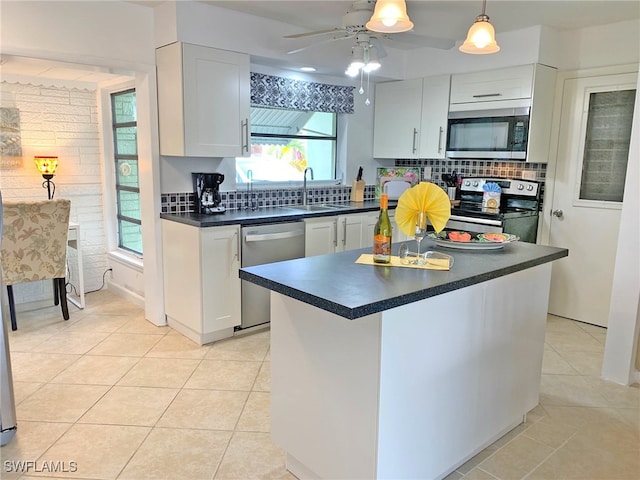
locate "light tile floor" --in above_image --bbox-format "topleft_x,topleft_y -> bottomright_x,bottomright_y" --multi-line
2,291 -> 638,480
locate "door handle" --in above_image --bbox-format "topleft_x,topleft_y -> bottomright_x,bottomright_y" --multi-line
412,128 -> 418,154
244,230 -> 303,242
342,218 -> 347,246
241,118 -> 249,154
438,126 -> 444,153
552,209 -> 564,218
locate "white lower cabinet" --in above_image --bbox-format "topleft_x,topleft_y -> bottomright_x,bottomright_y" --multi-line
305,213 -> 380,256
162,220 -> 241,345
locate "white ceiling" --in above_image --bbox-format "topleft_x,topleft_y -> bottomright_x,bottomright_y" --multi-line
2,0 -> 638,84
205,0 -> 640,41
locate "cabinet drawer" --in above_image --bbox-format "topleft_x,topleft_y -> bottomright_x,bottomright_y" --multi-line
450,64 -> 534,105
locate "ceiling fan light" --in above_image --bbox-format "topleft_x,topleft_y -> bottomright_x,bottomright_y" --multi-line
350,44 -> 366,68
366,0 -> 414,34
460,17 -> 500,54
363,46 -> 381,72
345,66 -> 361,77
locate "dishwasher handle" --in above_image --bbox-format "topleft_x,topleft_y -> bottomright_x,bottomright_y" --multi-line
244,230 -> 304,242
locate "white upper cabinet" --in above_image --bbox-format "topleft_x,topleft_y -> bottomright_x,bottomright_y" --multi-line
373,75 -> 450,159
156,42 -> 251,157
450,64 -> 536,106
418,75 -> 450,159
373,78 -> 423,159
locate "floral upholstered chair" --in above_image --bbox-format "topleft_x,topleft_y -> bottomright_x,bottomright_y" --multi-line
1,199 -> 71,331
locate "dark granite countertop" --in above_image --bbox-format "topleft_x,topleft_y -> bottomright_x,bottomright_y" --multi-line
160,201 -> 386,227
239,241 -> 568,319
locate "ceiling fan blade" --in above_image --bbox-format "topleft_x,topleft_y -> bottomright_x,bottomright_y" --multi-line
287,33 -> 354,55
283,28 -> 344,39
382,32 -> 456,51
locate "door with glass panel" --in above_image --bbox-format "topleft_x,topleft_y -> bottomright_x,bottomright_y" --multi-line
548,72 -> 637,326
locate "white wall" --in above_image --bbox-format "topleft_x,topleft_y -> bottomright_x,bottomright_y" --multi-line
0,81 -> 108,303
601,73 -> 640,385
0,0 -> 165,325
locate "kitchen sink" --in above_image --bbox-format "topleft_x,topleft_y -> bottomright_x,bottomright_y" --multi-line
279,205 -> 335,212
279,203 -> 354,212
320,203 -> 352,209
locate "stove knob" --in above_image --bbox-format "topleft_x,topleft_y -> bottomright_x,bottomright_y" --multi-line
527,185 -> 534,191
464,180 -> 471,186
517,183 -> 525,190
472,181 -> 479,187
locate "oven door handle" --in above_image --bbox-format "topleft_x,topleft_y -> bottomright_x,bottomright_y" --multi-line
449,215 -> 502,227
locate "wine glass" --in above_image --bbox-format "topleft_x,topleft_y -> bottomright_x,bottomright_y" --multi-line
413,211 -> 428,265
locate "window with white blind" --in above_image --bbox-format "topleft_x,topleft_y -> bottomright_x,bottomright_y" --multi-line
579,89 -> 636,202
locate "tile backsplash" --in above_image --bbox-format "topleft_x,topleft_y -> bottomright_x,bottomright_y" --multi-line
397,159 -> 547,184
161,184 -> 377,214
161,159 -> 546,214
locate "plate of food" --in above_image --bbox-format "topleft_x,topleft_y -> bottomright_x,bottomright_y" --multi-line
427,231 -> 519,250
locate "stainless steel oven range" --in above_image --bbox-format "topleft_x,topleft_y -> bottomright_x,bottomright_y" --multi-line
446,177 -> 542,243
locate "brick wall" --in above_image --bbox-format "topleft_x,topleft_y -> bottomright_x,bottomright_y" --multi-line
0,81 -> 109,304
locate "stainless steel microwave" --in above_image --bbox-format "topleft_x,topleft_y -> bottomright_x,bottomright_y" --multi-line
446,107 -> 530,160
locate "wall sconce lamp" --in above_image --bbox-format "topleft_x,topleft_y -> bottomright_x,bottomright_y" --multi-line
34,156 -> 59,199
460,0 -> 500,54
366,0 -> 414,34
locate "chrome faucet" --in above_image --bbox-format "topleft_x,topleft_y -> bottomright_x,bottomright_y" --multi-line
303,167 -> 314,206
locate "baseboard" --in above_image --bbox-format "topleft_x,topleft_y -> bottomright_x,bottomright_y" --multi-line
106,281 -> 144,309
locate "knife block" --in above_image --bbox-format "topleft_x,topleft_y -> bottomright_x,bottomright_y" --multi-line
350,180 -> 365,202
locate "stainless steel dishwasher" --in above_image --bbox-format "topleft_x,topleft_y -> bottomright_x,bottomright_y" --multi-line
239,221 -> 305,331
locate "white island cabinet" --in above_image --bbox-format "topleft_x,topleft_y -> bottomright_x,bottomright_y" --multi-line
161,220 -> 240,344
156,42 -> 250,157
239,243 -> 568,479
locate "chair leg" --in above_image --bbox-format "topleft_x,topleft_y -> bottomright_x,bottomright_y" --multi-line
7,285 -> 17,331
58,278 -> 70,321
53,279 -> 59,306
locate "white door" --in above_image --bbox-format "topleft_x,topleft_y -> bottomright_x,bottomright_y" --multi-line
547,72 -> 637,326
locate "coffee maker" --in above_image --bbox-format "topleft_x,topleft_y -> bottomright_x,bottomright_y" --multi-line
193,172 -> 226,214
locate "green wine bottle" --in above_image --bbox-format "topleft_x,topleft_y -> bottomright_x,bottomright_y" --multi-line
373,194 -> 392,264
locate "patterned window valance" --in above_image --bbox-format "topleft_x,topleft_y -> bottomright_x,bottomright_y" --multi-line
250,72 -> 355,114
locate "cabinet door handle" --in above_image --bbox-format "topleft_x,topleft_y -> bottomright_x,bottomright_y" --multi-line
241,118 -> 249,154
472,93 -> 502,98
342,218 -> 347,246
438,126 -> 444,153
232,230 -> 240,262
333,219 -> 338,247
412,128 -> 418,154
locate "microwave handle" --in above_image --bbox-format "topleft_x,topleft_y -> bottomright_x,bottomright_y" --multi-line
472,93 -> 503,98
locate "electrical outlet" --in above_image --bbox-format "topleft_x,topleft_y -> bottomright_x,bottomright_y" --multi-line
423,166 -> 432,181
521,170 -> 537,180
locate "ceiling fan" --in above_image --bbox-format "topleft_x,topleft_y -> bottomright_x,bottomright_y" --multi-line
283,0 -> 455,55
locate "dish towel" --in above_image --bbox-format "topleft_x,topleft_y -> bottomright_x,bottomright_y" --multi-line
355,254 -> 450,271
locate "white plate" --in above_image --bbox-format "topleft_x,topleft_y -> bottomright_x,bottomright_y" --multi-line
428,233 -> 519,250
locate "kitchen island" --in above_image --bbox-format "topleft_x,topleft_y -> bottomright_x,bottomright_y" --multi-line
240,241 -> 568,480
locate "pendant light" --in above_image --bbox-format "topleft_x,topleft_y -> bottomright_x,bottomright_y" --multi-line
459,0 -> 500,54
366,0 -> 414,34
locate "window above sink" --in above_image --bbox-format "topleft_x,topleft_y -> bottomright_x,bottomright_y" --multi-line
236,106 -> 337,185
